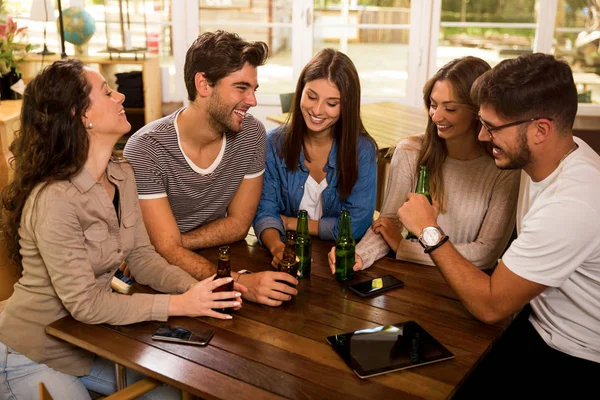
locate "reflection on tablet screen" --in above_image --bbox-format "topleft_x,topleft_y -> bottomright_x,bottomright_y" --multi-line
327,321 -> 454,378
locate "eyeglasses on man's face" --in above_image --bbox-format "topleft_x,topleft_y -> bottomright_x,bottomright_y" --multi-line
478,116 -> 553,137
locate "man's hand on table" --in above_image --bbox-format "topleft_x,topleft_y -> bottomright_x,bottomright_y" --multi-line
237,271 -> 298,307
397,193 -> 439,236
328,248 -> 364,273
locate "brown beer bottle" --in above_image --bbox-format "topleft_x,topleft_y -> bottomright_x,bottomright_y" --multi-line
278,230 -> 298,286
213,245 -> 234,314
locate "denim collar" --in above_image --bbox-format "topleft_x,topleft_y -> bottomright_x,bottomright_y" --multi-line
297,139 -> 338,173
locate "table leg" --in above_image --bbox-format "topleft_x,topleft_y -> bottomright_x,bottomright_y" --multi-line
181,391 -> 194,400
115,363 -> 127,391
376,151 -> 391,211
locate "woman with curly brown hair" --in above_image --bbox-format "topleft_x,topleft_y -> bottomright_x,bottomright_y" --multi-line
0,59 -> 245,399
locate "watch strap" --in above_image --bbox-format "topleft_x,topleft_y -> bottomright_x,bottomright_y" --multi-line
424,235 -> 449,254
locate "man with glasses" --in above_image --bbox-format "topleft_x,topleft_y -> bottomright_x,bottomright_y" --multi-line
398,53 -> 600,396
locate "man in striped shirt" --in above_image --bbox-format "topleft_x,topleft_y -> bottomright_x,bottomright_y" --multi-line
124,31 -> 297,307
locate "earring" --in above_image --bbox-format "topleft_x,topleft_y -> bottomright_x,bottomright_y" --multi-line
87,122 -> 93,129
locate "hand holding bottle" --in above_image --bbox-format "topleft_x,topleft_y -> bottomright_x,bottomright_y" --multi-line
168,275 -> 245,320
328,248 -> 363,273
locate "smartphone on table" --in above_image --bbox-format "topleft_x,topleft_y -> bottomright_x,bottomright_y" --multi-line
151,324 -> 214,346
348,275 -> 404,297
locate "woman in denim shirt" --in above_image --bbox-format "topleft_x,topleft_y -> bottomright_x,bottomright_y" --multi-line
253,49 -> 377,266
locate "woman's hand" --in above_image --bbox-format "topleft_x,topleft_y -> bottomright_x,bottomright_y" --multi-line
328,246 -> 364,273
119,261 -> 133,280
168,275 -> 247,319
372,217 -> 403,253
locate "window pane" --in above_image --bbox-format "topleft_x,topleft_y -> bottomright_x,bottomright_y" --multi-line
9,0 -> 173,59
554,0 -> 600,103
313,0 -> 411,98
199,0 -> 294,95
438,0 -> 536,69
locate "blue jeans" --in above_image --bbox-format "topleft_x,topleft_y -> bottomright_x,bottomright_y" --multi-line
0,341 -> 180,400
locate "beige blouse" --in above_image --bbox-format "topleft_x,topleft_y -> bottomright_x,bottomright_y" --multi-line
0,159 -> 197,376
357,135 -> 520,270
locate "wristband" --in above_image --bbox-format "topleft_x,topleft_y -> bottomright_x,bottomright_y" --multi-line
235,269 -> 252,282
424,236 -> 449,254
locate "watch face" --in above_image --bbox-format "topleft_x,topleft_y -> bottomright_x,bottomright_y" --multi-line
422,227 -> 442,246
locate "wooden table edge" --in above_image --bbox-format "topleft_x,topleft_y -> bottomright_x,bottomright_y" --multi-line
45,320 -> 285,400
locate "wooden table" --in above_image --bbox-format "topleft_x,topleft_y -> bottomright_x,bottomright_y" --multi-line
47,236 -> 510,399
267,102 -> 429,209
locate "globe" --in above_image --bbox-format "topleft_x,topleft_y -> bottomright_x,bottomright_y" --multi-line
59,7 -> 96,46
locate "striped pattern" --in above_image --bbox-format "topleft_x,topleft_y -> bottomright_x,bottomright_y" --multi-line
124,108 -> 266,233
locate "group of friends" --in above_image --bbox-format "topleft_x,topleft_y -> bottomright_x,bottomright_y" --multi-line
0,29 -> 598,399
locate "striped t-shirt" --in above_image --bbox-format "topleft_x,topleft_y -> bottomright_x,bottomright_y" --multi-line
123,108 -> 266,233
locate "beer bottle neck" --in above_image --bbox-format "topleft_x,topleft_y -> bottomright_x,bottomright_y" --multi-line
338,212 -> 352,238
415,166 -> 430,194
297,217 -> 309,235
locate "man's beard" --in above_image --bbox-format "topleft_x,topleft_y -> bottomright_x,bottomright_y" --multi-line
496,125 -> 532,170
207,89 -> 243,134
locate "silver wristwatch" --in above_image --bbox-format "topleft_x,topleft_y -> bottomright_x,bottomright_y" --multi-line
418,226 -> 446,250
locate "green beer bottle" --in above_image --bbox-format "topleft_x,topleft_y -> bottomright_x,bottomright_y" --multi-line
278,230 -> 298,286
405,165 -> 432,240
335,210 -> 355,282
295,210 -> 312,279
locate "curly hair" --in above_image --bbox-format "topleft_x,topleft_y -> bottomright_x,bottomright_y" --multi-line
1,59 -> 91,273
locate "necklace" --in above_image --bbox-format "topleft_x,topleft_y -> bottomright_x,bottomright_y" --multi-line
559,142 -> 579,165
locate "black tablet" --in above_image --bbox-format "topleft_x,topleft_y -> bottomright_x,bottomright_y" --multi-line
326,321 -> 454,378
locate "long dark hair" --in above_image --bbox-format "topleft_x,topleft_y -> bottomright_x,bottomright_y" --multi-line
1,59 -> 91,272
419,56 -> 491,212
280,48 -> 376,200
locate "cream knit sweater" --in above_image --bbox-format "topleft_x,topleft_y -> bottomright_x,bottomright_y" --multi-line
357,134 -> 520,270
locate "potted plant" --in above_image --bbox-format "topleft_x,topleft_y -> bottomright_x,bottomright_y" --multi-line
0,17 -> 34,99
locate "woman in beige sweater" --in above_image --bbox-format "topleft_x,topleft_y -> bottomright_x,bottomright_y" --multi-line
0,59 -> 245,399
329,56 -> 519,272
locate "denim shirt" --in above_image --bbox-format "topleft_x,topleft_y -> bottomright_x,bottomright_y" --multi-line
253,128 -> 377,242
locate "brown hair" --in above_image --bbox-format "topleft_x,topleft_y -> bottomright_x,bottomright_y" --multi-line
184,30 -> 269,101
471,53 -> 577,135
419,56 -> 491,212
1,59 -> 91,273
280,48 -> 377,199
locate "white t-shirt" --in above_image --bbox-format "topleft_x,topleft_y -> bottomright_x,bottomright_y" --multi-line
503,137 -> 600,363
298,175 -> 328,220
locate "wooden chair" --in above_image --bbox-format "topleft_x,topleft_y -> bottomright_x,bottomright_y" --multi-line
39,378 -> 162,400
0,237 -> 19,313
279,92 -> 294,113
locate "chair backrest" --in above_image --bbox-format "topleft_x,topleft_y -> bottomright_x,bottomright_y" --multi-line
39,378 -> 162,400
279,92 -> 294,113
